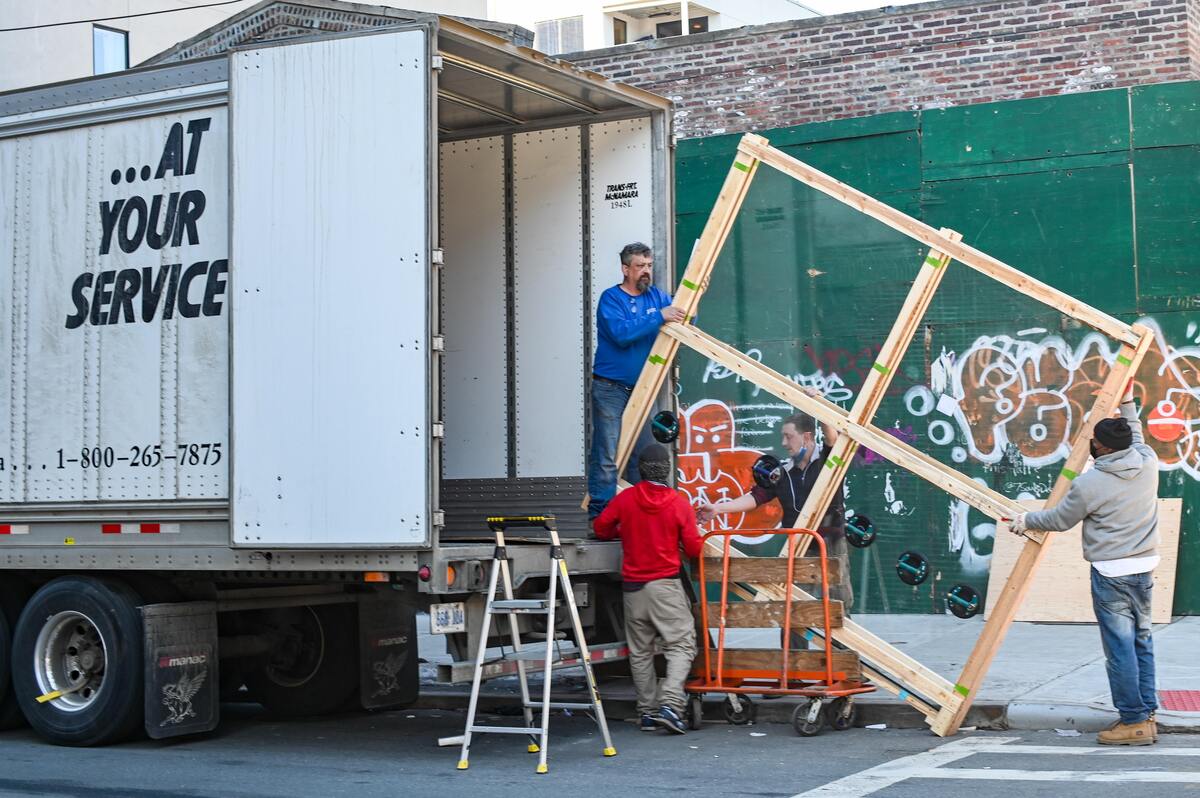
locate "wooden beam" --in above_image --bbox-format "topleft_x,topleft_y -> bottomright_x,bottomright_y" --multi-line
790,232 -> 962,553
611,135 -> 768,478
928,323 -> 1157,737
664,323 -> 1026,521
861,663 -> 939,719
701,556 -> 840,584
704,600 -> 843,629
738,137 -> 1141,348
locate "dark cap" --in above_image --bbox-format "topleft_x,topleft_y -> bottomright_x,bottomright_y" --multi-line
639,443 -> 671,466
1093,417 -> 1133,452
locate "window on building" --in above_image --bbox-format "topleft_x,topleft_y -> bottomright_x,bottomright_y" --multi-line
534,15 -> 584,55
93,25 -> 128,75
613,17 -> 627,46
655,16 -> 709,38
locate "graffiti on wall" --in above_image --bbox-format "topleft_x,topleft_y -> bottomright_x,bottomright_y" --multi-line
904,318 -> 1200,481
677,317 -> 1200,573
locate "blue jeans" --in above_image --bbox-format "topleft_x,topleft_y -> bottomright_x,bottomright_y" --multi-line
587,378 -> 655,520
1091,567 -> 1157,724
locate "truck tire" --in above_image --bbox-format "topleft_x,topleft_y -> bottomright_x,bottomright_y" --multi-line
0,581 -> 30,729
11,577 -> 144,746
245,604 -> 357,717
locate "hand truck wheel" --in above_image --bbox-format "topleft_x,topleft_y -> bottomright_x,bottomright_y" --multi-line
828,697 -> 856,731
792,699 -> 824,737
687,695 -> 704,730
722,695 -> 756,725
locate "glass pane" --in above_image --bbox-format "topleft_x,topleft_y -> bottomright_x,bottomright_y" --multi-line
613,17 -> 627,46
93,26 -> 127,75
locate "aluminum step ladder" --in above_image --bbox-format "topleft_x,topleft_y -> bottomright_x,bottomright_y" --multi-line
454,515 -> 615,774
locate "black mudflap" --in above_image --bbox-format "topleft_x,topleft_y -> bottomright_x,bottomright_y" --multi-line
142,602 -> 219,739
358,590 -> 418,710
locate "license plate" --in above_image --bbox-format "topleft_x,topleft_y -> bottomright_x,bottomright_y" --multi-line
430,601 -> 466,634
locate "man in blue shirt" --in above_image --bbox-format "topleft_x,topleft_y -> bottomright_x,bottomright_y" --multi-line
588,243 -> 684,520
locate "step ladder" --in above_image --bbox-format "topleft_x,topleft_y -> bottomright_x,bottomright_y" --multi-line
454,515 -> 615,774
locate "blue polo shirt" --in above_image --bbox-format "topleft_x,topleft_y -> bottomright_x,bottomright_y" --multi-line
592,284 -> 673,387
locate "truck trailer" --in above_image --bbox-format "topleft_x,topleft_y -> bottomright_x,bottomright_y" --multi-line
0,16 -> 673,746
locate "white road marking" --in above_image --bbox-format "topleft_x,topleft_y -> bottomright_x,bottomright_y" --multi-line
953,743 -> 1200,757
791,736 -> 1020,797
915,768 -> 1200,783
792,737 -> 1200,797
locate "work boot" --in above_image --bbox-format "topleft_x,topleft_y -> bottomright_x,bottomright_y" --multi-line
1097,718 -> 1154,746
1148,712 -> 1159,742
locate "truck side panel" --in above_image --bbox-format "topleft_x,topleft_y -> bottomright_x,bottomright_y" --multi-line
0,110 -> 229,505
228,31 -> 431,547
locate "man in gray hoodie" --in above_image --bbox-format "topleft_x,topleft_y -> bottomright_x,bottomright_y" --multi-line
1010,384 -> 1160,746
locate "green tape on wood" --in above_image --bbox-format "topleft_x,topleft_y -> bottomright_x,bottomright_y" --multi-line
732,161 -> 750,172
648,355 -> 666,365
1061,467 -> 1078,480
1116,354 -> 1132,366
872,362 -> 891,375
954,683 -> 970,697
924,254 -> 944,268
680,278 -> 698,291
829,454 -> 845,467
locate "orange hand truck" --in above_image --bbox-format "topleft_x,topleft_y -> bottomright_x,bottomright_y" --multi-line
685,528 -> 874,736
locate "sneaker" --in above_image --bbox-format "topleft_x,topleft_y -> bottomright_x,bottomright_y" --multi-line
654,705 -> 687,735
1097,719 -> 1154,746
639,714 -> 658,732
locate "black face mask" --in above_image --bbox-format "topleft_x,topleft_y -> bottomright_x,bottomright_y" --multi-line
1090,441 -> 1102,459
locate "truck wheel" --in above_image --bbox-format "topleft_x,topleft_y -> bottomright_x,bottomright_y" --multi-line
246,604 -> 357,717
11,577 -> 144,746
0,580 -> 31,729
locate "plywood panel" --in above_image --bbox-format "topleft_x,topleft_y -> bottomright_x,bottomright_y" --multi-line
984,498 -> 1182,623
700,557 -> 840,584
704,600 -> 842,628
696,648 -> 862,680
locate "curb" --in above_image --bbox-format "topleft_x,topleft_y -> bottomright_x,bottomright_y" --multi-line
1005,700 -> 1200,734
415,688 -> 1008,732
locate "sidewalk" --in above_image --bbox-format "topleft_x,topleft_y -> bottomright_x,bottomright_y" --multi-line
416,613 -> 1200,733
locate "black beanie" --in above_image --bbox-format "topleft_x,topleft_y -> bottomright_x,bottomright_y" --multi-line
638,443 -> 672,483
1093,417 -> 1133,452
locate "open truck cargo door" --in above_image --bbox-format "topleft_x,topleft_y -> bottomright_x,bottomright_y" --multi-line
228,26 -> 435,547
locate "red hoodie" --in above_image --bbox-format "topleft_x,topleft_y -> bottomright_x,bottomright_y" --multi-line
593,482 -> 704,582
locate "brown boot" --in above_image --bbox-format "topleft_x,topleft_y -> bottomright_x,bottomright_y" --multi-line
1148,712 -> 1159,742
1097,718 -> 1155,746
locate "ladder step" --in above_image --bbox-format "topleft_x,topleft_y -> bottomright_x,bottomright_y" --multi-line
469,725 -> 544,735
491,599 -> 549,610
525,701 -> 594,710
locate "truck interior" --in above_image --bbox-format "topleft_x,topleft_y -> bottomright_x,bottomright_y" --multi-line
434,19 -> 672,541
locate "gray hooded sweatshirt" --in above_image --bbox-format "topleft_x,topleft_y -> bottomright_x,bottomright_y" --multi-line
1024,400 -> 1159,562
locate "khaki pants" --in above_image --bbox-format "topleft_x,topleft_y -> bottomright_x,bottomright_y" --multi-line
623,578 -> 697,715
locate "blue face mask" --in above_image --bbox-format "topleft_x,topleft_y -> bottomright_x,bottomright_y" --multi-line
789,447 -> 807,467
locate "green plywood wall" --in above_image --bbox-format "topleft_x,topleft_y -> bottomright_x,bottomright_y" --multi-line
672,81 -> 1200,615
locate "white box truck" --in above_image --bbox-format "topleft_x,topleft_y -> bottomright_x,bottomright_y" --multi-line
0,17 -> 673,745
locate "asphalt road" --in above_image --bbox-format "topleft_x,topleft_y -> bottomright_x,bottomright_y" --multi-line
0,707 -> 1198,797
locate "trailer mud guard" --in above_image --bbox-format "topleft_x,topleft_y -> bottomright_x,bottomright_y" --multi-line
142,602 -> 219,739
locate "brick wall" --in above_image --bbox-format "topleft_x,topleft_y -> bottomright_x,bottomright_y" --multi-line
1189,0 -> 1200,79
566,0 -> 1198,139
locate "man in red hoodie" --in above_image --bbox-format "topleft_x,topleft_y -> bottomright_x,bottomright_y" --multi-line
593,443 -> 703,734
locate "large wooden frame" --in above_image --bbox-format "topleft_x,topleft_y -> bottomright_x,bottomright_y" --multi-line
618,133 -> 1156,736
